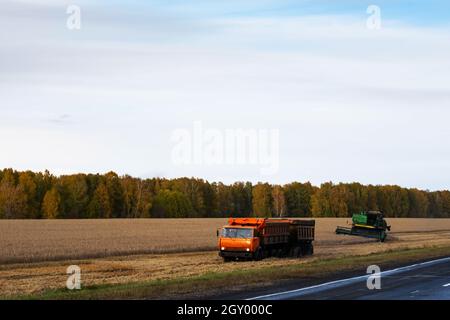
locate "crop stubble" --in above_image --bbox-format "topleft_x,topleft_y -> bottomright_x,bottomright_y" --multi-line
1,218 -> 450,296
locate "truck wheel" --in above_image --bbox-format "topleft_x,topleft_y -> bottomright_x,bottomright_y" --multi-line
299,247 -> 304,258
290,248 -> 297,258
288,248 -> 294,257
254,248 -> 263,261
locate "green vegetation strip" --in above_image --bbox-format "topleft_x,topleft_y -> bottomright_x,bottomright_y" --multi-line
6,245 -> 450,300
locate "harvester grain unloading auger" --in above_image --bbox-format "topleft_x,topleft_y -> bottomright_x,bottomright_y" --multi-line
336,211 -> 391,242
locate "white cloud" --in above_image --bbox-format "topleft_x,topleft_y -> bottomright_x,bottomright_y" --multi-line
1,3 -> 449,189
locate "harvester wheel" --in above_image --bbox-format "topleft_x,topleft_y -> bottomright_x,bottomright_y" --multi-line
223,257 -> 233,263
380,231 -> 387,243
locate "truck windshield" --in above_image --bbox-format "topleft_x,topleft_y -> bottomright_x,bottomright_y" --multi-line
222,228 -> 253,239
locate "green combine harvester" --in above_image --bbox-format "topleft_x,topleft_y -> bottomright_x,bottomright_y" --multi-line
336,211 -> 391,242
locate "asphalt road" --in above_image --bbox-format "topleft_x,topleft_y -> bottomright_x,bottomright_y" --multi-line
246,257 -> 450,300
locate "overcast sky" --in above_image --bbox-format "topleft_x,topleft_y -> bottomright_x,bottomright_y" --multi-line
1,0 -> 450,190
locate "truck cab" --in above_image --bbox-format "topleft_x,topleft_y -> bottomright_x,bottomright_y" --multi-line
218,225 -> 260,260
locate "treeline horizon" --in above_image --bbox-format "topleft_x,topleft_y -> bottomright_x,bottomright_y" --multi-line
0,168 -> 449,219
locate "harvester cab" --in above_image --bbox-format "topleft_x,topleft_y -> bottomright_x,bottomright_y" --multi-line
336,211 -> 391,242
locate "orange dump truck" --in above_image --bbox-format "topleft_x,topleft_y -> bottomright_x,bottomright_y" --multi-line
217,218 -> 315,262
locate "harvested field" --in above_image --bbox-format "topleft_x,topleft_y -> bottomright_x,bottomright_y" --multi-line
1,218 -> 450,297
2,218 -> 450,264
1,229 -> 450,297
0,219 -> 227,264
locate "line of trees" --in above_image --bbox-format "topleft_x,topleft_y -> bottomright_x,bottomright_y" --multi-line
0,168 -> 449,219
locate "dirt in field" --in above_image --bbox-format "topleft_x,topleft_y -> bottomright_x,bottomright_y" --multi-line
1,218 -> 450,297
0,218 -> 227,264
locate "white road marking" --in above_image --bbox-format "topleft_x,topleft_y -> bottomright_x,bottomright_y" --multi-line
443,283 -> 450,287
247,256 -> 450,300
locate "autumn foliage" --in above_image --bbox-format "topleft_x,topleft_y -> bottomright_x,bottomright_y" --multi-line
0,168 -> 449,219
